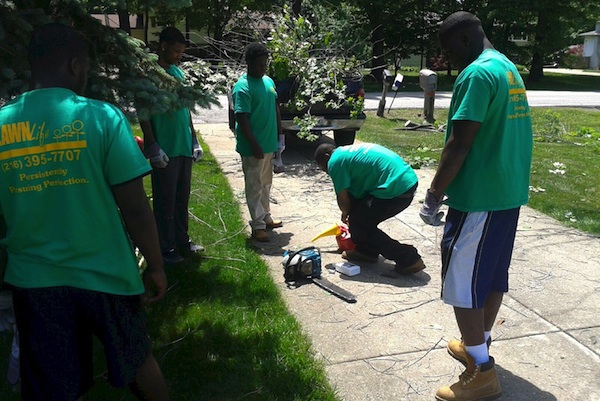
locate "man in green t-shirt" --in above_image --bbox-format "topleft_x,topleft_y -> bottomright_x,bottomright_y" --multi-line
232,43 -> 283,242
0,23 -> 169,400
139,27 -> 205,264
420,12 -> 533,401
314,143 -> 425,274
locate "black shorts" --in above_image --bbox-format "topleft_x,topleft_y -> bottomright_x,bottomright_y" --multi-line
12,286 -> 151,401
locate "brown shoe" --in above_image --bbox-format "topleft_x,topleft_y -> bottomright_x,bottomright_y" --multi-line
435,354 -> 502,401
395,258 -> 426,275
341,249 -> 378,263
266,219 -> 283,229
448,337 -> 492,367
252,229 -> 269,242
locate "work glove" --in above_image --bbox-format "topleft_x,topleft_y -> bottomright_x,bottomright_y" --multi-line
277,133 -> 286,154
192,135 -> 204,162
143,142 -> 169,168
419,189 -> 445,226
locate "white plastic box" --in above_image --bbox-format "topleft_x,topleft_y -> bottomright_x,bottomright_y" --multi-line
335,262 -> 360,277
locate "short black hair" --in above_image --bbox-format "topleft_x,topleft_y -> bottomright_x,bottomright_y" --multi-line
159,27 -> 186,45
439,11 -> 482,38
29,23 -> 88,71
245,42 -> 269,63
314,143 -> 336,165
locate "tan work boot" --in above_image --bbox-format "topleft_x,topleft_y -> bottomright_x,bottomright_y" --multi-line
448,337 -> 492,366
436,354 -> 502,401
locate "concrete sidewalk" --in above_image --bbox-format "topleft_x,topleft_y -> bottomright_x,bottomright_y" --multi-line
198,123 -> 600,401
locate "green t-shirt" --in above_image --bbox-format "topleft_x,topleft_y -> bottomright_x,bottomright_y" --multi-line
0,88 -> 151,295
150,64 -> 192,158
445,49 -> 533,212
232,74 -> 278,156
328,143 -> 418,199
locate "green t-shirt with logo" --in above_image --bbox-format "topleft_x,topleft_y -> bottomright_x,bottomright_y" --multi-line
232,73 -> 278,156
445,49 -> 533,212
150,64 -> 192,158
0,88 -> 151,295
328,143 -> 418,199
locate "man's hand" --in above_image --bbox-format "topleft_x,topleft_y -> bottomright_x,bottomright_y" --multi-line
141,267 -> 167,304
251,142 -> 264,159
419,189 -> 445,226
192,143 -> 204,162
143,143 -> 169,168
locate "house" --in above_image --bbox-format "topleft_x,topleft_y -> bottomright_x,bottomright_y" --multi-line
91,13 -> 207,48
579,21 -> 600,69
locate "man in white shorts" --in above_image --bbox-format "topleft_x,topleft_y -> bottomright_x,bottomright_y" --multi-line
419,11 -> 533,401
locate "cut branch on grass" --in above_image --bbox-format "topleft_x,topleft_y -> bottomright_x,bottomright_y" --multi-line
205,226 -> 247,247
200,255 -> 246,263
217,207 -> 227,231
188,210 -> 219,231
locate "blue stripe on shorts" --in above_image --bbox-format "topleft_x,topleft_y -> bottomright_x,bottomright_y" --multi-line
440,207 -> 520,308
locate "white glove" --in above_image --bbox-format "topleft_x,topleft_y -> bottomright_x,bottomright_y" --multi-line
419,190 -> 445,226
143,142 -> 169,168
192,143 -> 204,162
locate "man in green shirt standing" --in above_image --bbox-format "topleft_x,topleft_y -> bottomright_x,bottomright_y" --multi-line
0,23 -> 169,400
232,43 -> 283,242
420,11 -> 533,401
140,27 -> 205,264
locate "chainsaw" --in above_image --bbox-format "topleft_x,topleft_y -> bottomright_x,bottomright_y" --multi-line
282,246 -> 356,303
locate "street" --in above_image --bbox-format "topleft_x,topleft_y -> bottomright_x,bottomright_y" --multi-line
193,90 -> 600,124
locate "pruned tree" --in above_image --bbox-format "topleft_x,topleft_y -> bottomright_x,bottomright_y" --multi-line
0,0 -> 223,119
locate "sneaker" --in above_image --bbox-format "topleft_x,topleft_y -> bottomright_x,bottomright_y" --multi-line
273,165 -> 285,173
435,354 -> 502,401
163,250 -> 184,264
266,219 -> 283,229
341,249 -> 378,263
448,337 -> 492,367
252,229 -> 270,242
395,258 -> 426,275
180,241 -> 205,255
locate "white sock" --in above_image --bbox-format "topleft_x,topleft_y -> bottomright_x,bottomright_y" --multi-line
465,343 -> 489,365
484,331 -> 492,343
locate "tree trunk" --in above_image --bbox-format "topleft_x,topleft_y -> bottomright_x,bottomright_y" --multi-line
527,9 -> 549,84
528,51 -> 545,83
117,8 -> 130,34
291,0 -> 301,16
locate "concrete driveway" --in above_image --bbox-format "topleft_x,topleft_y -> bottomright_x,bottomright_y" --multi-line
196,122 -> 600,401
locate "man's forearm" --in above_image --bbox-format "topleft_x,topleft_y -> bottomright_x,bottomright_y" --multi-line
139,120 -> 158,148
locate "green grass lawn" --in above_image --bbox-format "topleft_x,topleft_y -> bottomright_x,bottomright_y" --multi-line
359,107 -> 600,235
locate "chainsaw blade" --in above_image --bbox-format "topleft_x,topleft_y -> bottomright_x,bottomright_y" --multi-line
312,277 -> 357,303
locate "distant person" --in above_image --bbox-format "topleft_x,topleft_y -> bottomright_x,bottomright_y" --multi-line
419,11 -> 533,401
0,23 -> 169,400
232,42 -> 283,242
314,142 -> 426,274
139,26 -> 205,264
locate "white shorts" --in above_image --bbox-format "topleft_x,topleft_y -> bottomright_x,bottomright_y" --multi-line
440,207 -> 520,308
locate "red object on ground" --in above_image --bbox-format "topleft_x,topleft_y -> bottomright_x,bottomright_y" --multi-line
336,225 -> 356,252
134,136 -> 144,151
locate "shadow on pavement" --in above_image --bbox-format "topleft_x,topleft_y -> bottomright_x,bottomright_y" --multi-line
496,364 -> 558,401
